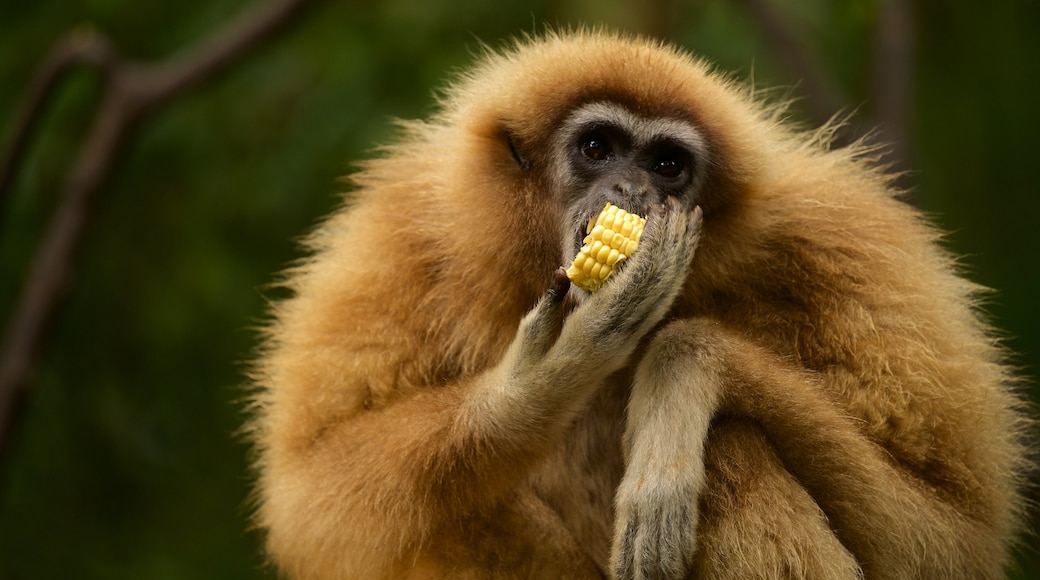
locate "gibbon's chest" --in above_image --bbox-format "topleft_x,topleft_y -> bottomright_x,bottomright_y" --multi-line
526,373 -> 631,569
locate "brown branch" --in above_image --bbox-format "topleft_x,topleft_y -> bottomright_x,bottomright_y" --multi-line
0,26 -> 116,222
0,0 -> 316,461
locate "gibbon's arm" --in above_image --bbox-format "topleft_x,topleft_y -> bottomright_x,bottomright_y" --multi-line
613,318 -> 1009,580
259,201 -> 702,578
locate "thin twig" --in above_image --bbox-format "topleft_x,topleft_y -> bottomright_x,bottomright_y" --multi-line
0,26 -> 116,224
0,0 -> 316,461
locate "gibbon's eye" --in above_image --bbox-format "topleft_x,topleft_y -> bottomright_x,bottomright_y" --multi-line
580,134 -> 613,161
505,132 -> 530,170
652,151 -> 686,179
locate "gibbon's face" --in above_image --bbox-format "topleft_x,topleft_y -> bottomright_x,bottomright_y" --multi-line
545,101 -> 709,270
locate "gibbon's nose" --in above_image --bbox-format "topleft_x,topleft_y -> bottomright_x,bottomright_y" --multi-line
611,173 -> 652,206
613,180 -> 638,196
611,178 -> 653,213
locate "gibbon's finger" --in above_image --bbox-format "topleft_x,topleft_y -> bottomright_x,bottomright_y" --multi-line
513,268 -> 570,362
643,202 -> 667,234
650,198 -> 687,247
682,206 -> 704,257
544,268 -> 571,305
663,197 -> 688,244
664,194 -> 682,212
653,201 -> 701,280
674,205 -> 704,271
655,196 -> 683,237
689,205 -> 704,233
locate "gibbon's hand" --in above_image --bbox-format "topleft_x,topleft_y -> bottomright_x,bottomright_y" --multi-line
562,197 -> 703,356
498,199 -> 703,418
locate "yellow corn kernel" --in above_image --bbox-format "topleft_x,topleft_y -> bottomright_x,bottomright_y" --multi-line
565,203 -> 646,292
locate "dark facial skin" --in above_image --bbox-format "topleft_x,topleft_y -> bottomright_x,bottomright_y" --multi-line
570,123 -> 696,210
561,117 -> 703,263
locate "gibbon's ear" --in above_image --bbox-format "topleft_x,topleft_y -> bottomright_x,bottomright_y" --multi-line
504,130 -> 531,171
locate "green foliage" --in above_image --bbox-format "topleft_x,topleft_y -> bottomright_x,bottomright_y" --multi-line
1,0 -> 1037,577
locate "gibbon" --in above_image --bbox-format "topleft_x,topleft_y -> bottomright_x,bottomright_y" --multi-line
248,30 -> 1034,579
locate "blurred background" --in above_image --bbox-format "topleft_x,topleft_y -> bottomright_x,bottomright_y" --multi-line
1,0 -> 1037,578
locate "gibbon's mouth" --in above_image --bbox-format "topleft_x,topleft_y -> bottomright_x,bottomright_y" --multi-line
571,226 -> 587,260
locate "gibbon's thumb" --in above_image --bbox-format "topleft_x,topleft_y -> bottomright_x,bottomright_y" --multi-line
545,268 -> 571,305
515,269 -> 571,362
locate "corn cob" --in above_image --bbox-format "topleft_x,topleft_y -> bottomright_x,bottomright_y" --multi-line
565,203 -> 646,292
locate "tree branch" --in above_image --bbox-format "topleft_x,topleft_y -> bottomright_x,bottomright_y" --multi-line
0,0 -> 316,461
0,26 -> 116,223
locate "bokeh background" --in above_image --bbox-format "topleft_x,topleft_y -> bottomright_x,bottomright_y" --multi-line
1,0 -> 1037,578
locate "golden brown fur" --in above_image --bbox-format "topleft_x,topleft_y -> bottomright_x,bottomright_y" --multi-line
248,30 -> 1034,579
